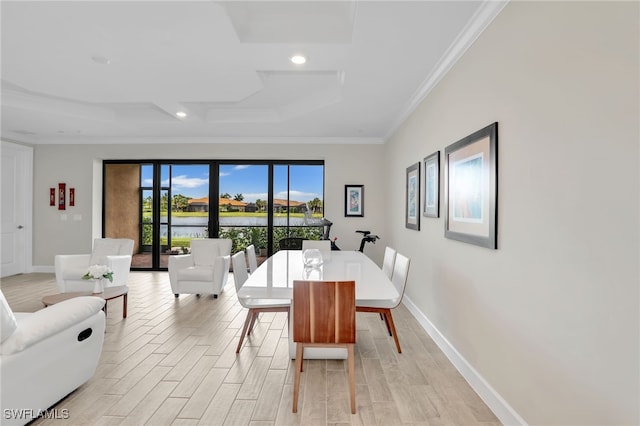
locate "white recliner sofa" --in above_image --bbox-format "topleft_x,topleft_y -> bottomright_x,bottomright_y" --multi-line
169,238 -> 232,298
55,238 -> 134,292
0,290 -> 106,426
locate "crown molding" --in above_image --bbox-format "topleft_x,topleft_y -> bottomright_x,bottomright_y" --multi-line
384,0 -> 509,141
16,136 -> 385,146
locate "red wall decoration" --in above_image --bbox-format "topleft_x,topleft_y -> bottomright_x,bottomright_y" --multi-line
69,188 -> 75,206
50,188 -> 55,206
58,183 -> 66,210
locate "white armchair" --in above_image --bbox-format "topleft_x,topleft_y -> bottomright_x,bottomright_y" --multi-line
55,238 -> 133,293
169,238 -> 232,299
55,238 -> 134,293
0,290 -> 106,426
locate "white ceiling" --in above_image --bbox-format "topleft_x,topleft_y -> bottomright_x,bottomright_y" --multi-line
1,1 -> 505,145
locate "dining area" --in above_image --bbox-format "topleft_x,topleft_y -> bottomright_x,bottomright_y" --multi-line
230,240 -> 411,414
1,248 -> 500,425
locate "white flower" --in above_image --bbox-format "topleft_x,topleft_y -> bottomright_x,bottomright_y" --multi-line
83,264 -> 114,282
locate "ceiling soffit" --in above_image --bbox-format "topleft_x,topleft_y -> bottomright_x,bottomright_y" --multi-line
0,1 -> 508,144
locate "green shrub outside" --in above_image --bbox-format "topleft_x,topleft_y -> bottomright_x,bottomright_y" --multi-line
142,213 -> 324,254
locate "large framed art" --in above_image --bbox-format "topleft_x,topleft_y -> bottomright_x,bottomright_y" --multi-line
444,122 -> 498,249
405,162 -> 420,230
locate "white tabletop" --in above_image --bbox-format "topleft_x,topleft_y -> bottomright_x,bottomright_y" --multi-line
238,250 -> 398,301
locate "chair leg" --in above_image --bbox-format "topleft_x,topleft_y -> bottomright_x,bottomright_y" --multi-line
382,311 -> 392,336
247,311 -> 259,335
347,344 -> 356,414
384,309 -> 402,353
236,310 -> 253,353
293,343 -> 304,413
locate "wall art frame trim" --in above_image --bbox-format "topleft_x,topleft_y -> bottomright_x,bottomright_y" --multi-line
444,122 -> 498,249
423,151 -> 440,218
405,162 -> 420,230
344,184 -> 364,217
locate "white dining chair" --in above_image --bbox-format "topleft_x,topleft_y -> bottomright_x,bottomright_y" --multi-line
232,251 -> 290,353
381,246 -> 397,279
356,252 -> 410,353
246,244 -> 258,274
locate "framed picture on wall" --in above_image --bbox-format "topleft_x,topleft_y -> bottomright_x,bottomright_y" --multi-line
423,151 -> 440,218
444,122 -> 498,249
344,184 -> 364,217
405,162 -> 420,230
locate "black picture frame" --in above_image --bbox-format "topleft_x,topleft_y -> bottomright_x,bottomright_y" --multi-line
444,122 -> 498,249
405,162 -> 420,230
344,184 -> 364,217
423,151 -> 440,218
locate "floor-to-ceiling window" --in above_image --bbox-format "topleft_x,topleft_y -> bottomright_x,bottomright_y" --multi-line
272,163 -> 325,252
218,163 -> 269,256
104,160 -> 324,270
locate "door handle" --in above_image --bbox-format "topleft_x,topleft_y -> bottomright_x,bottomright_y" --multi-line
17,225 -> 24,229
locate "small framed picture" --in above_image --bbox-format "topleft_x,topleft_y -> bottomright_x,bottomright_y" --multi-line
344,185 -> 364,217
405,162 -> 420,230
423,151 -> 440,218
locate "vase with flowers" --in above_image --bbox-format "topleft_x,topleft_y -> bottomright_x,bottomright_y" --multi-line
82,264 -> 114,294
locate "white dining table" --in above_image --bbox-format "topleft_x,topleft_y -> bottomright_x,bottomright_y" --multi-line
238,249 -> 399,358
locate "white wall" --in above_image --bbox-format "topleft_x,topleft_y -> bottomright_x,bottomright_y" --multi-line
32,142 -> 387,267
385,2 -> 639,425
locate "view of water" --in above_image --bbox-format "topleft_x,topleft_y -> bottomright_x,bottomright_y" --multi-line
165,216 -> 323,237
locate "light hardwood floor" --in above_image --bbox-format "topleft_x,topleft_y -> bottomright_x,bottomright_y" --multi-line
1,272 -> 500,426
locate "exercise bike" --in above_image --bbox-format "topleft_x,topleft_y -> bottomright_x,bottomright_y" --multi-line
320,219 -> 380,253
354,230 -> 380,252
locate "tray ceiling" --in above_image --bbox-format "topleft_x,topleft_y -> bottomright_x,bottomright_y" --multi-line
1,1 -> 505,145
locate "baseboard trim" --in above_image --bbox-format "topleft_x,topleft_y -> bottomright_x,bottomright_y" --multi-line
402,295 -> 527,426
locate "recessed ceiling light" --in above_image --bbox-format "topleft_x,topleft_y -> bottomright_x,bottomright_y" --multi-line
290,55 -> 306,65
176,111 -> 187,118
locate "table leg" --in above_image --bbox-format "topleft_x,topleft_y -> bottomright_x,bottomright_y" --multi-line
123,293 -> 128,318
103,302 -> 108,317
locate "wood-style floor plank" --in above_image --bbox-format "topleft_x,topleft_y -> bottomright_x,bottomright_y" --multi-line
0,271 -> 500,425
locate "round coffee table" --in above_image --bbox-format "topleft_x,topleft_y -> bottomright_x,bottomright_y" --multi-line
42,285 -> 128,318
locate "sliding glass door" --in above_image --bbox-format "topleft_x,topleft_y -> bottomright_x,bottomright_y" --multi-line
218,164 -> 269,256
272,164 -> 325,252
106,161 -> 212,269
104,160 -> 323,270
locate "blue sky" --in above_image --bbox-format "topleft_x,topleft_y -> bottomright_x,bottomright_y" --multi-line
141,164 -> 323,203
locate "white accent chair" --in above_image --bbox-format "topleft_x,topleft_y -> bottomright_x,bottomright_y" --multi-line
356,252 -> 410,353
382,246 -> 397,279
0,290 -> 105,426
169,238 -> 232,299
246,244 -> 258,274
232,251 -> 290,353
55,238 -> 134,293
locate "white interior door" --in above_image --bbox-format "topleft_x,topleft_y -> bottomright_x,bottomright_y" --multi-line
1,141 -> 32,277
